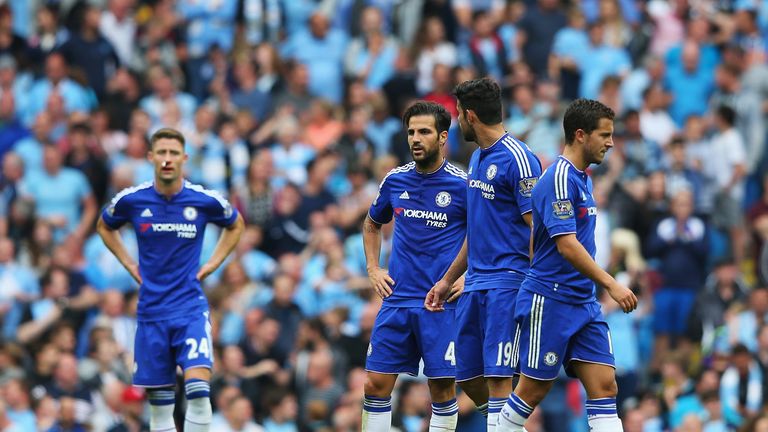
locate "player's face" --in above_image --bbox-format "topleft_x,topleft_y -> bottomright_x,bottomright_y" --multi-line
583,117 -> 614,164
456,101 -> 476,142
149,138 -> 187,184
407,114 -> 445,168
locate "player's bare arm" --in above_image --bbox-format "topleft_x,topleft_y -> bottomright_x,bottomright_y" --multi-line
362,215 -> 394,299
523,212 -> 533,262
197,213 -> 245,281
554,233 -> 638,313
425,238 -> 467,312
96,215 -> 142,284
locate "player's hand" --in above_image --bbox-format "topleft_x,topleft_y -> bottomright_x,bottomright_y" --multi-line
425,279 -> 451,312
368,267 -> 394,299
127,263 -> 142,285
196,262 -> 216,282
446,275 -> 465,303
606,281 -> 637,313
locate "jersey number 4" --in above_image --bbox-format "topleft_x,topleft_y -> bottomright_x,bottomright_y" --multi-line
444,342 -> 456,366
186,337 -> 211,359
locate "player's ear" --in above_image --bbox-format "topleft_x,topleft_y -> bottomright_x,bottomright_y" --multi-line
574,128 -> 586,144
439,130 -> 448,145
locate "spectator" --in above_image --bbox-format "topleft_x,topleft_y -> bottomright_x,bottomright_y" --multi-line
708,105 -> 747,265
220,395 -> 265,432
720,343 -> 763,423
647,188 -> 708,365
59,4 -> 119,100
282,12 -> 347,104
577,19 -> 631,100
517,0 -> 566,77
413,16 -> 457,95
24,53 -> 94,127
98,0 -> 135,68
344,6 -> 399,92
262,388 -> 298,432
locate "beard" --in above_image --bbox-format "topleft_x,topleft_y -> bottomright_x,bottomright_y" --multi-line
412,146 -> 441,171
460,122 -> 476,142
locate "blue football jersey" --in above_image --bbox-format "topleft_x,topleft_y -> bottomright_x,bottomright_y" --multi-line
465,133 -> 542,291
368,161 -> 468,307
101,180 -> 239,321
526,156 -> 598,303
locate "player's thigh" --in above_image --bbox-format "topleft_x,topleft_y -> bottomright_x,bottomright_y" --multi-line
483,288 -> 519,378
172,310 -> 214,374
454,291 -> 485,382
516,292 -> 583,381
413,307 -> 457,379
563,302 -> 616,384
366,306 -> 420,376
132,320 -> 177,387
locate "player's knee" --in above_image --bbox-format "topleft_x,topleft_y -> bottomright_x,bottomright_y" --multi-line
364,374 -> 394,397
427,378 -> 456,402
592,379 -> 618,399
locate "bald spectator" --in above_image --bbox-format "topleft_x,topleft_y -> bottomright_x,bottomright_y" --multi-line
297,349 -> 344,429
46,353 -> 93,425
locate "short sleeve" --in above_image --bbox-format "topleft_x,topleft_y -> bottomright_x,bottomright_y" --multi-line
539,174 -> 576,237
203,193 -> 238,227
503,140 -> 542,215
368,176 -> 393,224
102,191 -> 131,229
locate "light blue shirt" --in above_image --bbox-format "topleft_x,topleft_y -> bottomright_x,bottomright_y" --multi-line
24,79 -> 95,126
282,29 -> 348,103
20,167 -> 92,239
177,0 -> 238,57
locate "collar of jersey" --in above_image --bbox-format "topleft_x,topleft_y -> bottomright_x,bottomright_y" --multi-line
152,179 -> 186,200
557,155 -> 586,175
415,159 -> 447,177
480,132 -> 508,152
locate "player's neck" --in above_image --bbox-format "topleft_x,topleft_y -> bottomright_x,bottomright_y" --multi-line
154,178 -> 184,199
475,125 -> 507,150
415,158 -> 445,175
561,146 -> 588,171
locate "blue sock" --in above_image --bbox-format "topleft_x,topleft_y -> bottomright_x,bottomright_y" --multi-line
586,397 -> 617,419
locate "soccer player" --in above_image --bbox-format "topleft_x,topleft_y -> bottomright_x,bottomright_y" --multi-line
97,128 -> 244,432
426,78 -> 542,432
362,101 -> 467,432
496,99 -> 638,432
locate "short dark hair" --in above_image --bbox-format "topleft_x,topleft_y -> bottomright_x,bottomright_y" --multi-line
563,99 -> 615,144
453,78 -> 503,125
402,101 -> 451,134
716,104 -> 736,127
149,127 -> 185,150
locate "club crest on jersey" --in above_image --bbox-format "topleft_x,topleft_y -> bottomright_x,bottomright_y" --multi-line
518,178 -> 537,197
183,206 -> 198,221
435,191 -> 451,207
544,352 -> 558,366
486,164 -> 497,180
552,199 -> 573,219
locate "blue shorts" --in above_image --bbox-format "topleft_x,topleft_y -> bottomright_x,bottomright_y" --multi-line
366,305 -> 455,379
653,288 -> 696,335
133,310 -> 214,387
455,289 -> 518,382
515,289 -> 614,381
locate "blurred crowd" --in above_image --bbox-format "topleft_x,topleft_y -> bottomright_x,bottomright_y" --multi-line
1,0 -> 768,431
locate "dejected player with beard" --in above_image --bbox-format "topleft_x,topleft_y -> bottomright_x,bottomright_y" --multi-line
361,101 -> 467,432
426,78 -> 542,432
